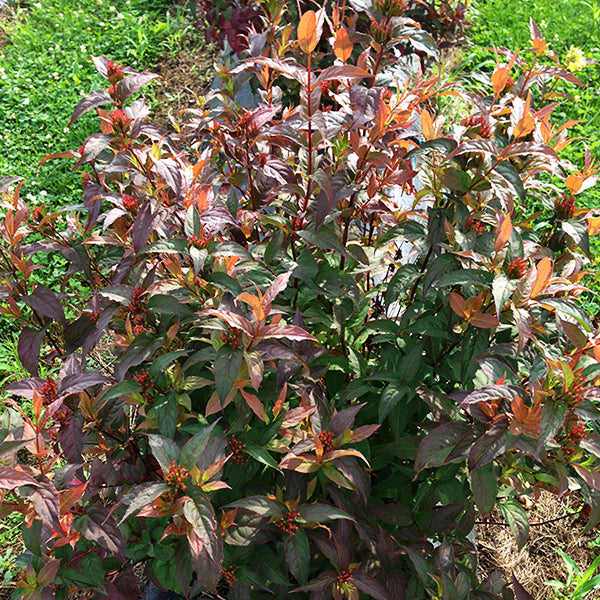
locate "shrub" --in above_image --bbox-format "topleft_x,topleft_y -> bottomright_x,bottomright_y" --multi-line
0,4 -> 599,600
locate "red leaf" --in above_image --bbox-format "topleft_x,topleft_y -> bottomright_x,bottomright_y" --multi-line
258,323 -> 316,341
240,389 -> 267,422
0,467 -> 40,490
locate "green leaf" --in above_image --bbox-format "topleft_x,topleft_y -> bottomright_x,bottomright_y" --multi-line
385,264 -> 419,308
147,295 -> 194,319
536,399 -> 566,458
205,271 -> 242,297
379,385 -> 406,422
422,254 -> 458,294
215,346 -> 243,401
492,273 -> 517,317
140,238 -> 189,254
150,350 -> 189,377
438,269 -> 494,288
184,206 -> 202,237
494,161 -> 525,201
225,495 -> 284,516
208,241 -> 252,259
100,379 -> 140,402
244,442 -> 280,470
296,503 -> 354,523
179,423 -> 217,471
499,498 -> 529,550
147,434 -> 180,472
283,527 -> 310,584
155,391 -> 177,438
470,463 -> 497,515
563,219 -> 590,257
437,167 -> 471,195
542,298 -> 592,332
405,138 -> 457,160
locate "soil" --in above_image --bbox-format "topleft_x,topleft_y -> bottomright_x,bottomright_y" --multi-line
149,44 -> 219,130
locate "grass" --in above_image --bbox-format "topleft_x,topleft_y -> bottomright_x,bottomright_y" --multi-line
460,0 -> 600,315
0,0 -> 197,210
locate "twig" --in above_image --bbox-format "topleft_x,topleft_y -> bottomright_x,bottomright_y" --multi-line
475,508 -> 582,528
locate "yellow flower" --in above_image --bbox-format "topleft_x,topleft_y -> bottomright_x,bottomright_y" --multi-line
564,46 -> 587,72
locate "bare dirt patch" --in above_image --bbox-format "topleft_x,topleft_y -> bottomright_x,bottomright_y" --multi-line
150,45 -> 219,129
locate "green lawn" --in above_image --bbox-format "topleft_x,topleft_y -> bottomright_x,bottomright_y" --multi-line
0,0 -> 192,208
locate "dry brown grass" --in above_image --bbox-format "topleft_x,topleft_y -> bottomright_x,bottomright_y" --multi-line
477,491 -> 600,599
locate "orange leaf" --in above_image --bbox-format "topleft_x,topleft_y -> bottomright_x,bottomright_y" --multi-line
494,212 -> 512,253
588,216 -> 600,236
513,115 -> 535,139
530,257 -> 552,298
333,27 -> 352,62
449,291 -> 468,318
298,11 -> 318,54
421,108 -> 435,141
566,174 -> 583,195
492,66 -> 510,96
273,383 -> 287,418
469,313 -> 500,329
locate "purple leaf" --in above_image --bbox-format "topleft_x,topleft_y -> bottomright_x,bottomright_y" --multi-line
328,404 -> 364,437
152,158 -> 183,197
512,573 -> 535,600
0,467 -> 41,490
5,377 -> 46,399
17,327 -> 44,376
75,133 -> 113,166
131,204 -> 168,253
21,481 -> 60,527
78,506 -> 125,559
58,372 -> 109,396
57,411 -> 84,462
68,90 -> 112,127
117,72 -> 163,101
416,423 -> 477,472
446,139 -> 500,160
316,65 -> 372,85
21,284 -> 66,326
118,482 -> 169,523
468,417 -> 515,471
352,570 -> 391,600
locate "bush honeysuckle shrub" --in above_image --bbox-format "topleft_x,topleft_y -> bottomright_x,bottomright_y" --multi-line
0,3 -> 600,599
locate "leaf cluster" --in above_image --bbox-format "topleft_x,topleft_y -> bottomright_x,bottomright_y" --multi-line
0,4 -> 599,600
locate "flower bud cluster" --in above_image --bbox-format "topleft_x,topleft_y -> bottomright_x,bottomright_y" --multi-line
555,194 -> 576,220
506,257 -> 528,279
164,460 -> 190,491
275,510 -> 300,536
318,430 -> 336,453
462,114 -> 492,138
227,435 -> 248,464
